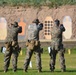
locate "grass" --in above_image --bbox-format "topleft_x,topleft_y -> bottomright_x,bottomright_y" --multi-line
0,0 -> 76,8
0,47 -> 76,75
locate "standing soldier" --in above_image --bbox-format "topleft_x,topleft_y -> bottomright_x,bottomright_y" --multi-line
4,22 -> 22,72
23,19 -> 43,72
49,19 -> 66,72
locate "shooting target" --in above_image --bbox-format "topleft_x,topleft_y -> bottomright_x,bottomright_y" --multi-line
63,16 -> 72,39
0,17 -> 7,40
44,16 -> 53,39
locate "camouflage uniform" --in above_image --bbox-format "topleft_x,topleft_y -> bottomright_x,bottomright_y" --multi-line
50,20 -> 66,72
24,19 -> 43,72
4,22 -> 22,72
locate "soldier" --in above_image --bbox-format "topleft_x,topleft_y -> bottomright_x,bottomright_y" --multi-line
4,22 -> 22,72
49,19 -> 66,72
23,19 -> 43,72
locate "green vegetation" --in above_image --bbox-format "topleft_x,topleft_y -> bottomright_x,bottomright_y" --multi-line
0,0 -> 76,8
0,47 -> 76,75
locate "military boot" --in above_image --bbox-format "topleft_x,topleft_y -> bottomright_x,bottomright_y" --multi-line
38,69 -> 42,73
4,69 -> 8,73
50,66 -> 55,72
13,66 -> 17,72
23,68 -> 28,72
61,68 -> 66,72
13,69 -> 17,72
61,65 -> 66,72
24,70 -> 27,72
50,68 -> 54,72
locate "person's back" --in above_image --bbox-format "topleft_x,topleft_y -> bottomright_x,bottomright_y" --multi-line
51,20 -> 61,50
6,25 -> 13,42
27,22 -> 43,41
51,25 -> 61,43
28,23 -> 38,40
11,25 -> 19,41
6,22 -> 22,42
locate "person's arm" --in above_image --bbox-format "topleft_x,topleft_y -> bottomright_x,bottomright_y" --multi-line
25,26 -> 29,42
18,26 -> 22,33
60,24 -> 65,32
38,23 -> 43,30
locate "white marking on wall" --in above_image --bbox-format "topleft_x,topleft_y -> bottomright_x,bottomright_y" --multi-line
63,16 -> 72,39
0,17 -> 7,40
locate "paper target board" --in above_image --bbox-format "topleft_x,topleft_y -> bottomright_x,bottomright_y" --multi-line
63,16 -> 72,39
0,17 -> 7,40
18,18 -> 26,40
44,16 -> 53,39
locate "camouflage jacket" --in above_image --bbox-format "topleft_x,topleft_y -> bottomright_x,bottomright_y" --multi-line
51,25 -> 65,46
5,25 -> 22,42
27,23 -> 43,41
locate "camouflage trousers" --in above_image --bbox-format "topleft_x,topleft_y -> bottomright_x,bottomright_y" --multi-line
4,41 -> 19,71
24,46 -> 42,71
49,49 -> 66,71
